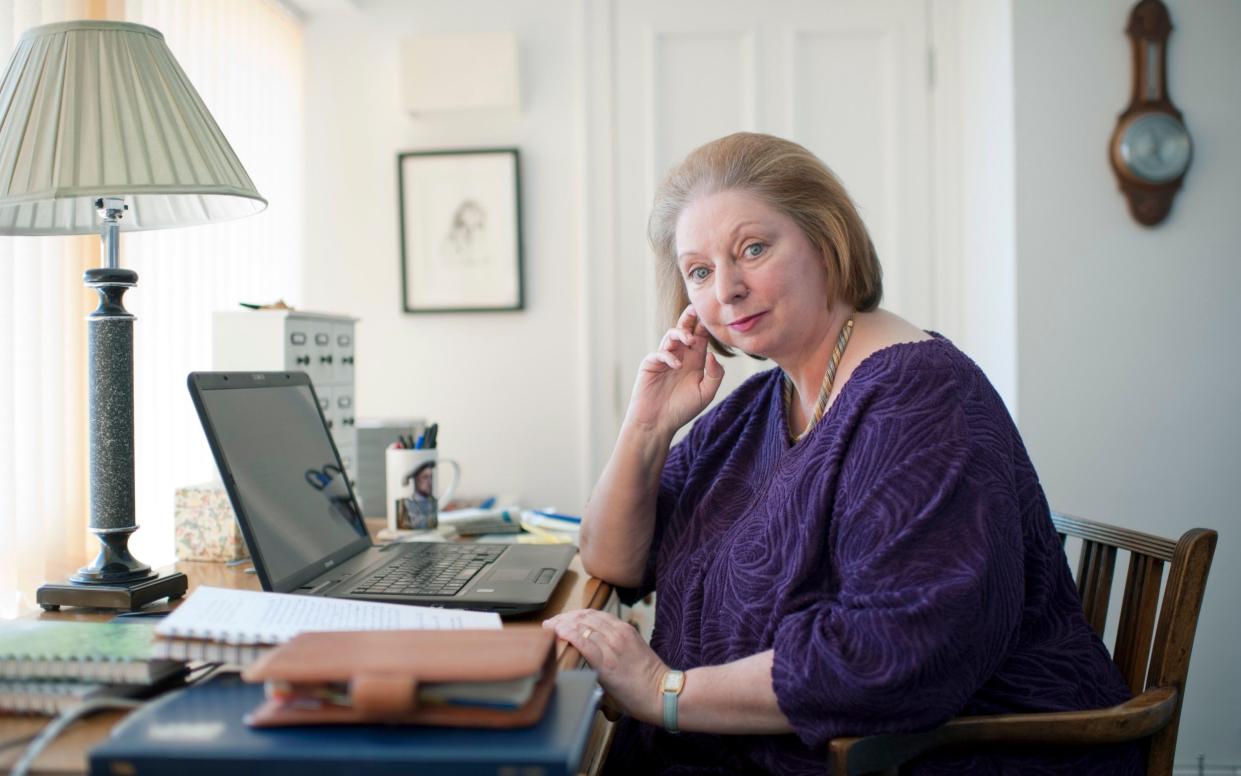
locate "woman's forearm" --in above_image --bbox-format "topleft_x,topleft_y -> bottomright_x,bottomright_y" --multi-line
579,420 -> 673,586
674,651 -> 794,734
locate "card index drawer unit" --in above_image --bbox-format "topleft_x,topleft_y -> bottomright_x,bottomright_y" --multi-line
212,310 -> 359,483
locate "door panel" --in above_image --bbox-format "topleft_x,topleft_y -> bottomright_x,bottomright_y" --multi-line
611,0 -> 931,432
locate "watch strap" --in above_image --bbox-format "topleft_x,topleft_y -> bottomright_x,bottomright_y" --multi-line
661,670 -> 684,733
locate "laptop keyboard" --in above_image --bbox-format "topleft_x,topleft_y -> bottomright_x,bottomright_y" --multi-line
352,543 -> 507,597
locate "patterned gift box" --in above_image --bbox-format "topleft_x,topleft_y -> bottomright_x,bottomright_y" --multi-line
174,483 -> 248,562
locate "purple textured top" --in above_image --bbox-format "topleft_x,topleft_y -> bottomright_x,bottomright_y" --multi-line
605,336 -> 1141,775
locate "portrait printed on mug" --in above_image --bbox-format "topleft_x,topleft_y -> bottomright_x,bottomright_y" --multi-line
385,447 -> 460,534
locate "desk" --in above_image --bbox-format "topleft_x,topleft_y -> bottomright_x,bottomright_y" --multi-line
0,546 -> 616,775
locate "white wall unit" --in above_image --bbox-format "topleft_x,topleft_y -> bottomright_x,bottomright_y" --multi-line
928,0 -> 1017,414
212,310 -> 359,481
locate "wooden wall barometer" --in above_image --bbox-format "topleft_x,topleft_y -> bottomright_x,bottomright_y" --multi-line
1109,0 -> 1192,226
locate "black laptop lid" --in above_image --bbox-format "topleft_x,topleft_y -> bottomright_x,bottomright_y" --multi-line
187,372 -> 371,592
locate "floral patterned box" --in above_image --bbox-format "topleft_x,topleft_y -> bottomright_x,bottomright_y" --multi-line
174,482 -> 248,562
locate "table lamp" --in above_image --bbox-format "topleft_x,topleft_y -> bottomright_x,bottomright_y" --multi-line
0,21 -> 267,610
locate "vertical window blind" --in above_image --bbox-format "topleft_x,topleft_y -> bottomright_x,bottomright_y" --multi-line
0,0 -> 304,617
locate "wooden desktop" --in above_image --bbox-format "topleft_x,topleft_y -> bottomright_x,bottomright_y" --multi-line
0,542 -> 617,775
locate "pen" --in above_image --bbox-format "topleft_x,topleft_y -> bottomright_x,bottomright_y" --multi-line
110,610 -> 171,620
426,423 -> 438,449
532,509 -> 582,524
414,434 -> 425,449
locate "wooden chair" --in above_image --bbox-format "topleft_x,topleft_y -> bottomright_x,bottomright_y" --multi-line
827,512 -> 1217,776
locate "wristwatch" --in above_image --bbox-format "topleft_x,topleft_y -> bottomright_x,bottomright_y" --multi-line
660,669 -> 686,733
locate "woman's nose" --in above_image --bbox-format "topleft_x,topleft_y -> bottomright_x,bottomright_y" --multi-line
714,263 -> 748,304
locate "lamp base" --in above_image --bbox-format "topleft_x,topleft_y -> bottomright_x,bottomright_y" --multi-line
36,572 -> 188,612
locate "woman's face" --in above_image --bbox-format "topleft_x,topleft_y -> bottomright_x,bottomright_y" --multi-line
414,467 -> 434,497
674,189 -> 832,366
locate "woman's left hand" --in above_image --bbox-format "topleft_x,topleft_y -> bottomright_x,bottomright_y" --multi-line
544,609 -> 667,725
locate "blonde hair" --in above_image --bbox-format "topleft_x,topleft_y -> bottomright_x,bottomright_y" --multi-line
648,132 -> 882,355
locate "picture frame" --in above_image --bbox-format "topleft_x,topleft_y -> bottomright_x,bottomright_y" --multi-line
397,148 -> 524,313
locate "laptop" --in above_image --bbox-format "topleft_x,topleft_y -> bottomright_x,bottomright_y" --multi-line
187,371 -> 575,616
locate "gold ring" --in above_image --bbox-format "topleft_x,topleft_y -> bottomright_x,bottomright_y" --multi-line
581,627 -> 593,641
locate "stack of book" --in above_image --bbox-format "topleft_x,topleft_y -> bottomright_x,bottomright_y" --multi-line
0,621 -> 187,715
519,509 -> 581,544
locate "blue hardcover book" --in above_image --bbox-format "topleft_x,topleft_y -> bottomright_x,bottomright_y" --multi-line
90,670 -> 601,776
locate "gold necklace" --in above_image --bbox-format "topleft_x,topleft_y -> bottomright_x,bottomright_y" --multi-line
783,317 -> 854,444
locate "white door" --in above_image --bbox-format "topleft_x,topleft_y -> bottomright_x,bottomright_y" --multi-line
607,0 -> 931,442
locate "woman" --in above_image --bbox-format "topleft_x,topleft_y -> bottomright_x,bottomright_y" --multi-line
544,133 -> 1139,774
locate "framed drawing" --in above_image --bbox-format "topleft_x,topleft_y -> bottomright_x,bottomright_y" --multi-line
397,148 -> 524,312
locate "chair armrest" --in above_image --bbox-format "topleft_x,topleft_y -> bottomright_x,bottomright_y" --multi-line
828,686 -> 1176,776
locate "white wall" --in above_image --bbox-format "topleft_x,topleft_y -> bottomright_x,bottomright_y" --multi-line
302,0 -> 589,509
1013,0 -> 1241,768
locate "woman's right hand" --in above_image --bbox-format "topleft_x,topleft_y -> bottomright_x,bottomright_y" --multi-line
625,305 -> 725,437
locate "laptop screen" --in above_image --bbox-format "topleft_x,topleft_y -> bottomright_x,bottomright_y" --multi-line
192,375 -> 370,591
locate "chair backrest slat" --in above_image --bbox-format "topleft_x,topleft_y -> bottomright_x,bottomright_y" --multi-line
1112,553 -> 1164,694
1076,541 -> 1117,637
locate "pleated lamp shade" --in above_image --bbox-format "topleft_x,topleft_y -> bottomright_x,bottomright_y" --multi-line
0,20 -> 266,236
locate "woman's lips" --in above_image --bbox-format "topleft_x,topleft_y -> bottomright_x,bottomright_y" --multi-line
727,311 -> 767,333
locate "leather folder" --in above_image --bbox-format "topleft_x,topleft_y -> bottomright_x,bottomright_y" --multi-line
241,626 -> 557,728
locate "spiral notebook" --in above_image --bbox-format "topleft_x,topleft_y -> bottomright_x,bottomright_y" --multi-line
154,586 -> 501,646
0,621 -> 185,684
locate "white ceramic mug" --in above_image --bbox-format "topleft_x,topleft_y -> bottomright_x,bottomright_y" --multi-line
384,447 -> 461,532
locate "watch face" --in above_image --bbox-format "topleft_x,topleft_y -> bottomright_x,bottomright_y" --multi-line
1119,112 -> 1192,183
662,670 -> 685,693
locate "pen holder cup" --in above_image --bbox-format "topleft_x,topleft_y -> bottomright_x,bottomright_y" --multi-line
385,448 -> 461,532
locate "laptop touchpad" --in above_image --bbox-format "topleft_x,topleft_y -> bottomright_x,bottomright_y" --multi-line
490,568 -> 531,582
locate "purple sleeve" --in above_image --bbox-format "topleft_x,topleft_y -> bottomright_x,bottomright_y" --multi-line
770,432 -> 1025,747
